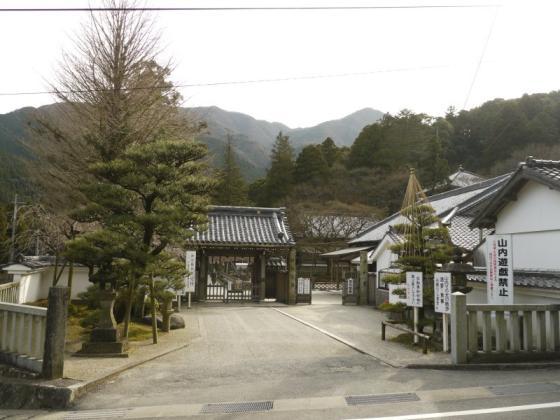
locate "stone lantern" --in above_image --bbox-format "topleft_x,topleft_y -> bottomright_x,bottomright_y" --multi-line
441,248 -> 475,294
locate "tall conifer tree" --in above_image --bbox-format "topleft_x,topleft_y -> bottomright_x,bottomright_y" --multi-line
214,134 -> 249,205
264,131 -> 295,205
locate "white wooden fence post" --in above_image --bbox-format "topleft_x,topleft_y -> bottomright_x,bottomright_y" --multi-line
451,292 -> 468,364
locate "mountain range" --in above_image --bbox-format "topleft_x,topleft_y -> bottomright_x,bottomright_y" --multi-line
0,104 -> 384,184
187,106 -> 384,178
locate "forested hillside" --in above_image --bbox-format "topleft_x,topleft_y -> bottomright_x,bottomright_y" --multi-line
250,91 -> 560,218
1,90 -> 560,218
0,104 -> 383,204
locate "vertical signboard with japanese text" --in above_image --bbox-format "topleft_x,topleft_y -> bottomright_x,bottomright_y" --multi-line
486,234 -> 514,304
406,272 -> 423,307
434,272 -> 451,314
347,278 -> 354,295
184,250 -> 197,294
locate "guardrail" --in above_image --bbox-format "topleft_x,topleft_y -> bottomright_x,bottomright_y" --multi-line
451,292 -> 560,364
0,302 -> 47,372
0,281 -> 20,303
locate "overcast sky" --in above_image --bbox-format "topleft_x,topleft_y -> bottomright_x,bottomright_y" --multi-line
0,0 -> 559,127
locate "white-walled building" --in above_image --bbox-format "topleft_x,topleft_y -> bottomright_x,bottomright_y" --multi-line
2,256 -> 91,303
468,158 -> 560,304
348,173 -> 508,305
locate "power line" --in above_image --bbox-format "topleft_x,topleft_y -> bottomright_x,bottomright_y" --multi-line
0,63 -> 455,97
0,5 -> 500,12
462,5 -> 499,109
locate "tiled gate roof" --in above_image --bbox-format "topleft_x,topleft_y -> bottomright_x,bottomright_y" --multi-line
188,206 -> 295,248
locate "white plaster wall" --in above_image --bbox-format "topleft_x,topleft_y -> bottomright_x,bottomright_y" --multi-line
16,267 -> 91,302
508,230 -> 560,271
496,181 -> 560,234
17,272 -> 44,303
375,245 -> 398,287
46,267 -> 92,299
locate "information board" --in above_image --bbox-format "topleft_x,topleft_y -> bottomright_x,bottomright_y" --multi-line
184,250 -> 196,293
406,271 -> 423,308
434,272 -> 451,314
297,277 -> 311,294
486,234 -> 514,304
347,278 -> 354,295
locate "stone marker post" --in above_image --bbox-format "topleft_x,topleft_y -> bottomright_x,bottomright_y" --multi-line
450,292 -> 468,364
42,286 -> 70,380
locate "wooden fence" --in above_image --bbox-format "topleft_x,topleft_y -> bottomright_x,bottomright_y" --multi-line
451,292 -> 560,364
0,282 -> 20,303
0,302 -> 47,372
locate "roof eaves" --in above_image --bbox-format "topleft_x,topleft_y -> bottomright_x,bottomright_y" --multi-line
470,163 -> 560,228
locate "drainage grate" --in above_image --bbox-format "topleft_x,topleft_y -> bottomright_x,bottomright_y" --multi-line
63,408 -> 129,420
345,392 -> 419,406
488,382 -> 560,396
200,400 -> 274,414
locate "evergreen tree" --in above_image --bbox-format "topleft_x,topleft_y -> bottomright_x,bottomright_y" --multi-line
321,137 -> 339,167
294,145 -> 329,184
390,170 -> 453,276
214,134 -> 249,205
420,134 -> 450,192
264,131 -> 295,205
67,136 -> 213,337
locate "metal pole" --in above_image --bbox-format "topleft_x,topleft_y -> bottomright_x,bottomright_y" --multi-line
188,292 -> 191,309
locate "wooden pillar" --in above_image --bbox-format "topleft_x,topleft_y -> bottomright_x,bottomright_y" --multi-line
198,254 -> 208,301
359,250 -> 368,306
288,248 -> 297,305
259,252 -> 266,301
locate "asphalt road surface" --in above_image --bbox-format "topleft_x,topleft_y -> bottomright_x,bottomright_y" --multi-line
3,302 -> 559,419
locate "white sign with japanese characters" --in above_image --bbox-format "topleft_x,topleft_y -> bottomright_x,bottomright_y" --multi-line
406,272 -> 423,308
184,251 -> 197,293
486,234 -> 514,304
298,278 -> 311,294
347,278 -> 354,295
434,272 -> 452,314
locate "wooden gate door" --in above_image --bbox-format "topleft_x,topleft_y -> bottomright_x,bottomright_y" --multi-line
206,284 -> 226,301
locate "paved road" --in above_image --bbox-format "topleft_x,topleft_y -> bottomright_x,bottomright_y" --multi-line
68,300 -> 560,418
5,297 -> 560,419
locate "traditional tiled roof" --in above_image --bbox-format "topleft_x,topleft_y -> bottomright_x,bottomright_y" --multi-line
2,255 -> 84,270
448,167 -> 486,188
472,158 -> 560,228
468,269 -> 560,290
447,215 -> 492,251
188,206 -> 295,248
349,174 -> 509,245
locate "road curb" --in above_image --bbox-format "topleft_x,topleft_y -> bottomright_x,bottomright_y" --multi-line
407,362 -> 560,370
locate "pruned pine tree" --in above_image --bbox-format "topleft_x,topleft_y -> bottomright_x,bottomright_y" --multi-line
391,169 -> 453,276
383,169 -> 453,328
67,135 -> 213,339
214,134 -> 249,206
54,1 -> 212,341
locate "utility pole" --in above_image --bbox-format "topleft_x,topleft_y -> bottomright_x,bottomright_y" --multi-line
9,194 -> 27,263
